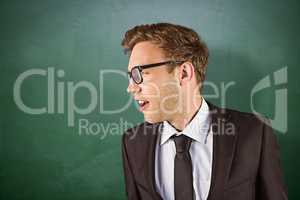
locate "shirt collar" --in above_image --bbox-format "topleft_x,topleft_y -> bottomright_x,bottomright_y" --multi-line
160,98 -> 211,145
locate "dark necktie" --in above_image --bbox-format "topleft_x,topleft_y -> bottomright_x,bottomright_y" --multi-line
172,134 -> 194,200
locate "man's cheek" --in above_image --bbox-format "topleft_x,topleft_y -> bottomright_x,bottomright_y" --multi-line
160,93 -> 180,114
141,82 -> 161,98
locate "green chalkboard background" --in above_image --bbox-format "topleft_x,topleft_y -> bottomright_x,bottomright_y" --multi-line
1,0 -> 299,199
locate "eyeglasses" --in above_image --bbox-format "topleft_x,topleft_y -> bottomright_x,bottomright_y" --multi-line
127,60 -> 184,84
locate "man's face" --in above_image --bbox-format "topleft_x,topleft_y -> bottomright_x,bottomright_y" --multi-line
127,41 -> 181,123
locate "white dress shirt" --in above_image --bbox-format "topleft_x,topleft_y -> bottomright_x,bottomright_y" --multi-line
155,98 -> 213,200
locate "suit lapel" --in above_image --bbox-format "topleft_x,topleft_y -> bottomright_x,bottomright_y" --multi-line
206,102 -> 239,200
145,122 -> 163,200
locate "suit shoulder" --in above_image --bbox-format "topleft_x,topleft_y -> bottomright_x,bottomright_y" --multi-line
223,107 -> 271,143
224,107 -> 268,125
122,121 -> 159,143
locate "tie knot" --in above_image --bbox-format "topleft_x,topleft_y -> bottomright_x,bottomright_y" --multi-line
172,134 -> 192,153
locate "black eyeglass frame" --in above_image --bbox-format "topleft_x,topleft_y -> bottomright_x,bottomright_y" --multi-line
127,60 -> 185,84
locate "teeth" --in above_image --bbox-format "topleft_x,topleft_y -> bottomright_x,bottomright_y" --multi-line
138,100 -> 145,104
137,100 -> 148,106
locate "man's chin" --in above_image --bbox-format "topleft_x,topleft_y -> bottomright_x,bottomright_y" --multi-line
143,115 -> 163,124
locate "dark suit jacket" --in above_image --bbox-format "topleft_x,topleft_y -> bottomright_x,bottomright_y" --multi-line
121,102 -> 288,200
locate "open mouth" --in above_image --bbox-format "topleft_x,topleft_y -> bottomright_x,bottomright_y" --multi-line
137,100 -> 150,111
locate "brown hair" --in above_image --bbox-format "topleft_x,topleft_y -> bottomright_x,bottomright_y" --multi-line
121,22 -> 209,87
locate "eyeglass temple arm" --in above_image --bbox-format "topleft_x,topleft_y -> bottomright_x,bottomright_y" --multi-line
140,60 -> 184,70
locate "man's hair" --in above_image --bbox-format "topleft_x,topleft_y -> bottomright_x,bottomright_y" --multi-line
121,22 -> 209,87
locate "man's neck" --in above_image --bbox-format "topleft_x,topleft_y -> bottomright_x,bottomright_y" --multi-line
167,96 -> 203,131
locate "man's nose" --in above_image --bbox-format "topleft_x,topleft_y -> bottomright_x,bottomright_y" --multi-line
127,79 -> 141,94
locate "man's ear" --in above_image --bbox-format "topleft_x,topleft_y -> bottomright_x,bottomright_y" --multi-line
179,62 -> 194,85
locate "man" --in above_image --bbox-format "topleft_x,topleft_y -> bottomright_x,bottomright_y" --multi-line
121,23 -> 287,200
